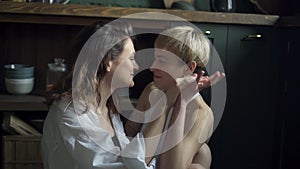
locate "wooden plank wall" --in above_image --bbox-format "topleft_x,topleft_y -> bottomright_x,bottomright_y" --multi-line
3,135 -> 43,169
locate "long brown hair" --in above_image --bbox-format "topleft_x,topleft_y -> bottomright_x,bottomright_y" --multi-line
47,21 -> 133,115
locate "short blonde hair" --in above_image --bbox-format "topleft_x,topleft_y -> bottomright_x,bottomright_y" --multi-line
155,26 -> 210,67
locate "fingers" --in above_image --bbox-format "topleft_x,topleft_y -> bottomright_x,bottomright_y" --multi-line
198,82 -> 205,92
198,76 -> 209,88
196,70 -> 205,82
197,71 -> 225,91
192,73 -> 198,79
177,70 -> 225,93
176,75 -> 197,88
209,71 -> 225,85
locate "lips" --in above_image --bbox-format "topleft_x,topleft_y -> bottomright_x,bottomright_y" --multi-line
130,73 -> 135,81
153,74 -> 162,81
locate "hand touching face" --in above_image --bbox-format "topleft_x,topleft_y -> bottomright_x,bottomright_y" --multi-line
150,48 -> 188,91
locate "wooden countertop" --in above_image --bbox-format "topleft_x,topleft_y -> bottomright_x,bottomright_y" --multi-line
0,1 -> 279,26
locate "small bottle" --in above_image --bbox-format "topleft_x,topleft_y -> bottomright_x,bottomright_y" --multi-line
46,58 -> 67,92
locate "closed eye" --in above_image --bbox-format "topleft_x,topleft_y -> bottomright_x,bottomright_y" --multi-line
129,52 -> 136,61
156,55 -> 168,63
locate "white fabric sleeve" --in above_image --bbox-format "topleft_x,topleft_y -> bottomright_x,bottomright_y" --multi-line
58,105 -> 128,169
121,132 -> 156,169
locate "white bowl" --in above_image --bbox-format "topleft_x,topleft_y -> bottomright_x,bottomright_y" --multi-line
5,78 -> 34,84
5,78 -> 34,95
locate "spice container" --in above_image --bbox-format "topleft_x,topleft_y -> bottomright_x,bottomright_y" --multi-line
46,58 -> 67,92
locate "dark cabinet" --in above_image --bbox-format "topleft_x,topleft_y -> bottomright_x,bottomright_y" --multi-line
209,25 -> 281,169
278,27 -> 300,169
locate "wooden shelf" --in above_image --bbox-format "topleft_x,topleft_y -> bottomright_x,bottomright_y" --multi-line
0,1 -> 279,26
0,95 -> 48,111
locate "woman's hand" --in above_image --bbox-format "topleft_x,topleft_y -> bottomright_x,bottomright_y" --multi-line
197,70 -> 225,91
176,74 -> 199,105
165,70 -> 225,107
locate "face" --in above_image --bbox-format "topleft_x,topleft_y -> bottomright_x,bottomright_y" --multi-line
110,38 -> 139,89
150,48 -> 187,91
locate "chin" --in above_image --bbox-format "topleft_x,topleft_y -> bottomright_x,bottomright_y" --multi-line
129,81 -> 135,87
153,82 -> 165,91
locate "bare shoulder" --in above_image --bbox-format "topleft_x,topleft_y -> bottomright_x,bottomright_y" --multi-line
190,95 -> 213,119
184,95 -> 214,144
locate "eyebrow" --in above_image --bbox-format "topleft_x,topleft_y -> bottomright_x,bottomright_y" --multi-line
156,55 -> 168,60
129,52 -> 135,57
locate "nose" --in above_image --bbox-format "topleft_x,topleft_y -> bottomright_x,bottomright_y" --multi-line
150,63 -> 157,72
150,67 -> 156,72
150,60 -> 159,72
133,60 -> 139,71
150,66 -> 162,74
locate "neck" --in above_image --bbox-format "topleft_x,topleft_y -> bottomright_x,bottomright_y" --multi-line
98,77 -> 116,115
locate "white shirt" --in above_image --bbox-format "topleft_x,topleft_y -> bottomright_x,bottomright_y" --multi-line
41,98 -> 156,169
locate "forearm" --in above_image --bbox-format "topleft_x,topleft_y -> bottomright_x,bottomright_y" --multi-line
164,98 -> 187,147
143,89 -> 183,163
125,120 -> 142,138
157,101 -> 188,169
142,104 -> 168,164
159,141 -> 186,169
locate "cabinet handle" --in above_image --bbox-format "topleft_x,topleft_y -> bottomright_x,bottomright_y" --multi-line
204,30 -> 211,36
241,34 -> 262,41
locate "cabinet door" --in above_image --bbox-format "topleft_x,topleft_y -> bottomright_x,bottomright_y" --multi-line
192,23 -> 227,73
211,25 -> 280,169
279,27 -> 300,169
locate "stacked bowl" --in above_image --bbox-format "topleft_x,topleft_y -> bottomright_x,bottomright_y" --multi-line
4,64 -> 35,95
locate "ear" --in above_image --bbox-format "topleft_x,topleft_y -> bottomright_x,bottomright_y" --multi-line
185,61 -> 197,74
106,60 -> 113,72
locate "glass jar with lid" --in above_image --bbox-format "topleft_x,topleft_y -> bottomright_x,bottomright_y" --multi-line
46,58 -> 67,92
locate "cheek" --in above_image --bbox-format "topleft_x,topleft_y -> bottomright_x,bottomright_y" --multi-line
160,72 -> 175,84
119,60 -> 132,71
164,66 -> 182,79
